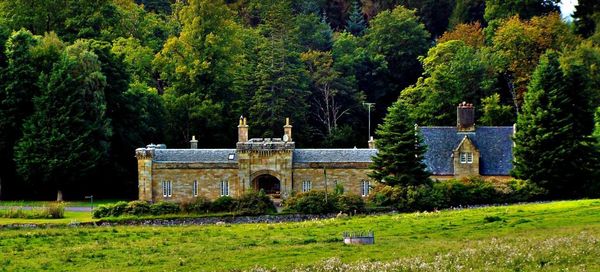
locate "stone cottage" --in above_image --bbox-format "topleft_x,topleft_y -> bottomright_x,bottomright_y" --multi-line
136,103 -> 514,202
136,118 -> 376,202
420,102 -> 515,180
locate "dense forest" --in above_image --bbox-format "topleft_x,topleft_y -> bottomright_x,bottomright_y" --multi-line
0,0 -> 598,200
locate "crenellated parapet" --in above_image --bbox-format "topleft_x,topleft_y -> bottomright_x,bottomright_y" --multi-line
135,148 -> 155,160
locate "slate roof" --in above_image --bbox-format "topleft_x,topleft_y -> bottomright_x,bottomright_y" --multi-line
293,149 -> 377,163
153,149 -> 237,163
420,126 -> 514,175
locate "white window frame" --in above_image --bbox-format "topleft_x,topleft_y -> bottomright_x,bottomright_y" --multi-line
361,180 -> 370,197
193,180 -> 198,197
460,152 -> 473,164
220,180 -> 229,196
162,180 -> 172,198
302,180 -> 312,192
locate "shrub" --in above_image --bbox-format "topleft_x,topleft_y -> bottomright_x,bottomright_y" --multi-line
150,201 -> 181,215
93,204 -> 112,218
335,194 -> 365,214
110,201 -> 129,217
235,190 -> 276,215
210,196 -> 236,213
180,197 -> 212,214
44,203 -> 65,219
367,185 -> 404,207
506,179 -> 547,202
125,200 -> 151,216
284,191 -> 337,214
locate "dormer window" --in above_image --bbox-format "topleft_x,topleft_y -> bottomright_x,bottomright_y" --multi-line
460,152 -> 473,164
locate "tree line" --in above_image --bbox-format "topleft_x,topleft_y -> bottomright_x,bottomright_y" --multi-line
0,0 -> 599,200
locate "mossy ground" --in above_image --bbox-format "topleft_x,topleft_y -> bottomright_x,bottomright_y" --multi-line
0,200 -> 598,271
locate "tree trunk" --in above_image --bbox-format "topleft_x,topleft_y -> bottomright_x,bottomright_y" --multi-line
56,190 -> 63,202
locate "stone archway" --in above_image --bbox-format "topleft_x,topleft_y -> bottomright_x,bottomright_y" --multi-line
252,174 -> 281,198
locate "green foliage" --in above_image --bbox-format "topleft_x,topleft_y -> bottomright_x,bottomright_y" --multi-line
283,191 -> 337,214
369,99 -> 430,187
125,200 -> 151,216
479,93 -> 514,126
448,0 -> 485,28
14,41 -> 110,196
400,40 -> 498,125
367,178 -> 546,212
180,197 -> 212,214
0,203 -> 65,219
573,0 -> 600,38
149,201 -> 181,215
211,196 -> 237,213
513,50 -> 600,198
484,0 -> 560,23
346,0 -> 366,36
335,194 -> 365,214
364,5 -> 429,108
235,190 -> 276,215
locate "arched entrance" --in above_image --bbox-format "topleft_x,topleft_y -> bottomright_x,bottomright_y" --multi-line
252,174 -> 281,198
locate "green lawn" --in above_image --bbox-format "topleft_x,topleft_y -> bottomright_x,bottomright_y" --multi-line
0,211 -> 95,225
0,199 -> 126,207
0,200 -> 599,271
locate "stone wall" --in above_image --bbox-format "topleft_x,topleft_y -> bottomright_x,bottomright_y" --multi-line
151,163 -> 240,202
292,163 -> 372,196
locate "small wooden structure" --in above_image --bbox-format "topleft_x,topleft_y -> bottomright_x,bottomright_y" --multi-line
343,231 -> 374,245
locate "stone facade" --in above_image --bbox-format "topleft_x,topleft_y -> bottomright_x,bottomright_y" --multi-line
137,118 -> 376,202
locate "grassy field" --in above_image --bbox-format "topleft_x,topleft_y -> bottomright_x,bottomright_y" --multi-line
0,199 -> 125,207
0,200 -> 599,271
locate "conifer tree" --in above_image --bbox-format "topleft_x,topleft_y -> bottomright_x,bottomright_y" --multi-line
346,0 -> 366,36
368,99 -> 430,187
14,42 -> 110,200
513,51 -> 600,198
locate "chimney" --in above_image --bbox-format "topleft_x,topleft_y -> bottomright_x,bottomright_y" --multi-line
368,136 -> 375,149
283,117 -> 292,142
457,102 -> 475,131
190,135 -> 198,149
238,116 -> 248,142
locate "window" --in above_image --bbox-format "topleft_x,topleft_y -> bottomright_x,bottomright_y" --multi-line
193,180 -> 198,197
228,153 -> 235,160
302,180 -> 312,192
220,180 -> 229,196
162,180 -> 172,197
361,180 -> 370,196
460,152 -> 473,164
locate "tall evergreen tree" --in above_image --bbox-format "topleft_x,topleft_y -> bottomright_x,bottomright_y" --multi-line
14,42 -> 111,200
250,0 -> 311,140
0,29 -> 39,199
346,0 -> 366,36
512,51 -> 600,198
368,99 -> 430,187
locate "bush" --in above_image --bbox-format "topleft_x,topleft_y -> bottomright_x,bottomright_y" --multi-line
335,194 -> 365,214
125,200 -> 151,216
44,203 -> 65,219
180,197 -> 212,214
235,190 -> 276,215
210,196 -> 236,213
505,179 -> 547,202
283,191 -> 337,214
93,204 -> 112,218
150,201 -> 181,215
110,201 -> 129,217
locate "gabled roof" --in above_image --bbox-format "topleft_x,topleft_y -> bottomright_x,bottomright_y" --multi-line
420,126 -> 514,175
293,149 -> 377,163
153,149 -> 237,163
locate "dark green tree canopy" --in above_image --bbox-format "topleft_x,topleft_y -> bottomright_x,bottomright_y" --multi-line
369,99 -> 430,187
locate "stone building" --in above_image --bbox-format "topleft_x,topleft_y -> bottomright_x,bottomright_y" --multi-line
136,118 -> 376,202
136,103 -> 514,202
420,102 -> 515,180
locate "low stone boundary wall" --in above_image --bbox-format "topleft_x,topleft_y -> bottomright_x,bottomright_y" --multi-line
0,213 -> 341,229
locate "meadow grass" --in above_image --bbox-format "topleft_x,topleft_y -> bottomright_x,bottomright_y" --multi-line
0,199 -> 598,271
0,199 -> 125,207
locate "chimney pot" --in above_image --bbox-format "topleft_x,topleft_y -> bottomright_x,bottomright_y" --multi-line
457,102 -> 475,131
190,135 -> 198,149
